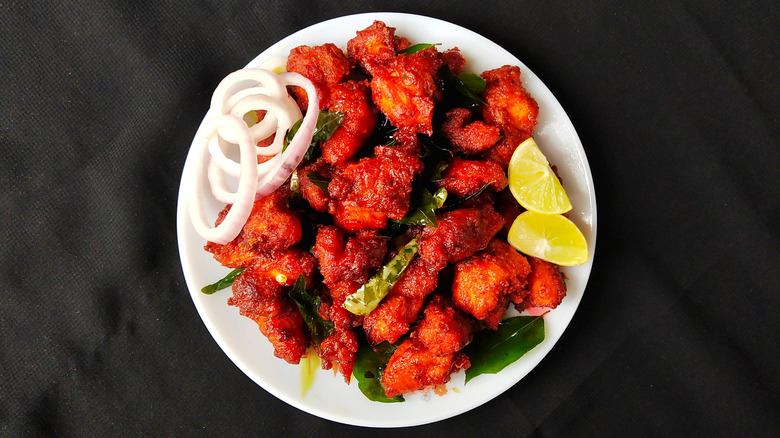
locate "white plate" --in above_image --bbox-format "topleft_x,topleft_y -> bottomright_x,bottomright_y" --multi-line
177,12 -> 596,428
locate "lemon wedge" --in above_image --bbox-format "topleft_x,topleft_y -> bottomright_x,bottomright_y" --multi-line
507,211 -> 588,266
508,137 -> 572,215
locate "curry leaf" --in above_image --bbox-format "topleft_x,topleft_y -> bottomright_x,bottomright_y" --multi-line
443,183 -> 492,211
463,315 -> 545,383
353,339 -> 405,403
305,171 -> 330,192
401,187 -> 448,227
283,110 -> 345,154
442,65 -> 487,107
201,268 -> 246,295
288,275 -> 334,345
396,43 -> 439,55
343,237 -> 419,316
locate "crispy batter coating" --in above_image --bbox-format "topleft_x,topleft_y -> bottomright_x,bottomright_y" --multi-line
415,295 -> 477,356
370,48 -> 443,135
298,158 -> 333,213
328,145 -> 423,232
435,157 -> 508,199
479,65 -> 539,168
313,226 -> 387,382
313,226 -> 387,288
322,80 -> 378,165
362,256 -> 440,344
205,187 -> 301,268
227,249 -> 317,364
380,296 -> 473,397
318,301 -> 360,382
347,20 -> 402,74
481,65 -> 539,137
452,240 -> 531,329
480,132 -> 526,170
419,204 -> 505,266
440,47 -> 466,75
286,43 -> 351,109
440,107 -> 500,154
523,257 -> 567,309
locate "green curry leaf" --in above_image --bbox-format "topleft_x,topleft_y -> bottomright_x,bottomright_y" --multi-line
352,338 -> 406,403
305,171 -> 330,193
396,43 -> 439,55
464,315 -> 546,383
283,110 -> 345,156
200,268 -> 246,295
343,237 -> 419,316
400,187 -> 448,227
288,275 -> 334,346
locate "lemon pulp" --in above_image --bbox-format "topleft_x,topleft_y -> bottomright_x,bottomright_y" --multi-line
508,137 -> 572,215
507,211 -> 588,266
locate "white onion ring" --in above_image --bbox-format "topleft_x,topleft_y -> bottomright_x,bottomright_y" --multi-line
187,68 -> 319,244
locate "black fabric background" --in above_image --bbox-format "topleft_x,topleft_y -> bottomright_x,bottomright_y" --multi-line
2,1 -> 778,436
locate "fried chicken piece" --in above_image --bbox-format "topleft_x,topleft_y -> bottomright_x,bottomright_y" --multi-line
313,227 -> 387,382
452,240 -> 531,329
440,107 -> 500,154
227,249 -> 317,364
313,226 -> 388,288
381,339 -> 469,398
418,204 -> 505,266
522,257 -> 567,309
440,47 -> 466,75
479,65 -> 539,169
435,157 -> 507,199
318,300 -> 360,382
298,158 -> 334,213
494,188 -> 525,237
481,65 -> 539,138
370,47 -> 443,135
321,80 -> 377,165
328,145 -> 423,232
205,187 -> 302,268
415,295 -> 478,356
347,20 -> 401,74
287,43 -> 352,109
480,132 -> 526,170
362,257 -> 441,344
380,296 -> 473,397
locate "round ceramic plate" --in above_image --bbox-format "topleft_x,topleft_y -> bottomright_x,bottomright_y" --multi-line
177,12 -> 596,428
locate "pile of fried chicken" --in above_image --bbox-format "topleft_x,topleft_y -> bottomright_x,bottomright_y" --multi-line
204,21 -> 566,398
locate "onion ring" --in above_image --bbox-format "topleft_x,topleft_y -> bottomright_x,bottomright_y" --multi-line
187,68 -> 319,244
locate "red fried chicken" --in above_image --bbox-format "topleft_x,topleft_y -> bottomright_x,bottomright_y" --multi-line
453,239 -> 531,329
313,226 -> 388,381
435,157 -> 507,199
362,256 -> 441,344
328,145 -> 423,232
381,296 -> 474,397
370,47 -> 443,135
205,187 -> 301,268
227,248 -> 317,364
347,20 -> 404,74
480,65 -> 539,168
519,257 -> 567,310
321,80 -> 377,165
440,107 -> 500,155
286,43 -> 351,109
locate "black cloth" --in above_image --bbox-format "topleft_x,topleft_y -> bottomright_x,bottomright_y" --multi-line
2,1 -> 778,436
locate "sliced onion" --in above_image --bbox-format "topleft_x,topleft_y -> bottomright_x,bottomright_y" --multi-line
189,115 -> 258,244
187,67 -> 319,244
